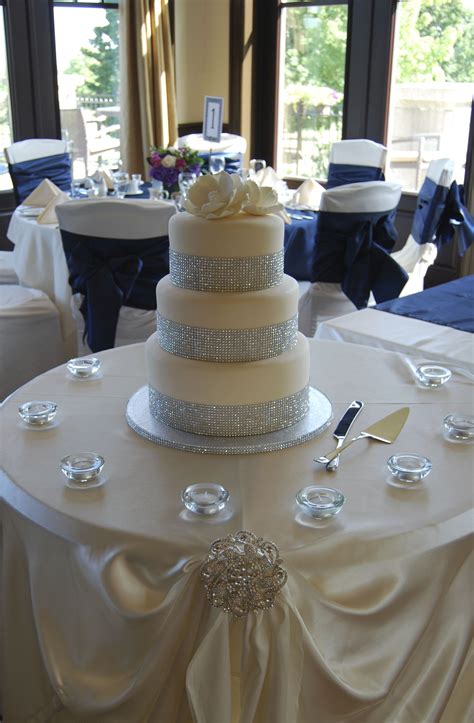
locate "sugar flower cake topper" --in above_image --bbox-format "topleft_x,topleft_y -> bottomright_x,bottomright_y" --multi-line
184,171 -> 289,221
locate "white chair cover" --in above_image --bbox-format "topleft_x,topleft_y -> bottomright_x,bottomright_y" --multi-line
4,138 -> 69,164
71,295 -> 156,356
0,285 -> 64,400
298,181 -> 402,337
57,198 -> 175,239
392,158 -> 455,296
0,250 -> 18,285
56,199 -> 176,351
329,139 -> 387,168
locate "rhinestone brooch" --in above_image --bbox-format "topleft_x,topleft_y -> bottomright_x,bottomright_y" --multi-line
200,530 -> 287,617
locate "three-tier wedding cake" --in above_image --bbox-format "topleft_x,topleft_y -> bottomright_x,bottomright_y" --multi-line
145,173 -> 311,437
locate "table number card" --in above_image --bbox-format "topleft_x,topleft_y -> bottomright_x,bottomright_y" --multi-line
203,96 -> 224,143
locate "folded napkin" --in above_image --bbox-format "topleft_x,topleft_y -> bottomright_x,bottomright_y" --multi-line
37,191 -> 70,225
255,166 -> 281,189
22,178 -> 62,208
91,168 -> 115,191
290,179 -> 325,211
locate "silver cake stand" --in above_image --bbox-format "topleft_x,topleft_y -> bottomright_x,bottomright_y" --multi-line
126,386 -> 332,455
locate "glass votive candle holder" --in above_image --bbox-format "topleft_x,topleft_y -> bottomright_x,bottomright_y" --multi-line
415,364 -> 452,388
18,400 -> 57,426
387,453 -> 432,488
181,483 -> 229,516
60,452 -> 105,486
295,485 -> 345,519
443,414 -> 474,443
66,357 -> 101,379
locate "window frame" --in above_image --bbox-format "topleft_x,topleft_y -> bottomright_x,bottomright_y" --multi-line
0,0 -> 119,214
251,0 -> 473,284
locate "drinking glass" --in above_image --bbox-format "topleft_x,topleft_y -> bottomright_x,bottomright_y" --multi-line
129,173 -> 142,194
113,172 -> 130,199
209,156 -> 225,174
249,158 -> 266,177
149,182 -> 170,201
178,171 -> 197,198
70,179 -> 82,198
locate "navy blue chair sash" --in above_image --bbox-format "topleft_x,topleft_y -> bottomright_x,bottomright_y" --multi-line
9,153 -> 72,204
198,152 -> 242,174
375,275 -> 474,333
283,211 -> 318,280
437,182 -> 474,256
411,176 -> 449,246
311,209 -> 408,309
61,229 -> 169,352
326,163 -> 385,189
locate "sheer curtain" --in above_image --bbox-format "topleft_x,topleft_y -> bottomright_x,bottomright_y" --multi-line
120,0 -> 178,177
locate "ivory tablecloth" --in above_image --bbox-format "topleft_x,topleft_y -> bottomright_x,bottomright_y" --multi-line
316,308 -> 474,374
1,340 -> 473,722
7,209 -> 76,358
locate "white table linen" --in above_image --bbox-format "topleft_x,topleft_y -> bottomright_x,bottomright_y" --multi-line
316,308 -> 474,373
1,340 -> 473,721
7,209 -> 76,358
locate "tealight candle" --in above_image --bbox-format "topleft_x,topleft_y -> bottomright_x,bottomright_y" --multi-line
18,400 -> 57,426
60,452 -> 105,485
295,485 -> 345,519
181,483 -> 229,515
387,453 -> 432,488
443,414 -> 474,443
66,357 -> 101,378
415,364 -> 452,388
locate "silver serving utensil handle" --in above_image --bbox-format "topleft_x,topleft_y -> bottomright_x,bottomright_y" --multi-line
314,432 -> 371,464
326,439 -> 344,471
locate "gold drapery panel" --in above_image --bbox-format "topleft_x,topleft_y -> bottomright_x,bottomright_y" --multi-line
120,0 -> 178,177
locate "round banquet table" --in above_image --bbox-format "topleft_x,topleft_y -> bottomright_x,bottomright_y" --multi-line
1,339 -> 473,722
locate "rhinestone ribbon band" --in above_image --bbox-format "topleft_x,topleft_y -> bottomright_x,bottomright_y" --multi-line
169,249 -> 284,292
156,314 -> 298,362
149,384 -> 310,437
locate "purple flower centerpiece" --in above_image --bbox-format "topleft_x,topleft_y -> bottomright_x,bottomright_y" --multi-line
147,145 -> 204,194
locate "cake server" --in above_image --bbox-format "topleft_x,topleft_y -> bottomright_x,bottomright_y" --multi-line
324,400 -> 364,471
314,407 -> 410,465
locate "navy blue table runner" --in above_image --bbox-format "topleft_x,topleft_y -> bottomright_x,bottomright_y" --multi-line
374,275 -> 474,333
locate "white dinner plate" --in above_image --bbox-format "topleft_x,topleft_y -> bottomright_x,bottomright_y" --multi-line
125,189 -> 144,196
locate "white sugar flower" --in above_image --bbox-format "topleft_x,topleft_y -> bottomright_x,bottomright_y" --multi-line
184,172 -> 248,219
242,180 -> 290,222
161,154 -> 177,168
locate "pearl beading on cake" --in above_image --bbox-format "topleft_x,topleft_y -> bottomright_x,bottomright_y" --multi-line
149,385 -> 310,437
156,314 -> 298,362
169,249 -> 284,292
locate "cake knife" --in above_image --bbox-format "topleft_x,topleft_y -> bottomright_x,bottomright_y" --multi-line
323,400 -> 364,471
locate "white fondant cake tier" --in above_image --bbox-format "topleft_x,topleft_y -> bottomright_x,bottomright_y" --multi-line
169,211 -> 283,258
146,332 -> 309,406
156,274 -> 299,329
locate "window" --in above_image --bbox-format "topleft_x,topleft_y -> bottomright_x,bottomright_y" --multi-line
276,1 -> 348,180
0,4 -> 13,191
386,0 -> 474,192
53,1 -> 120,178
255,0 -> 473,195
